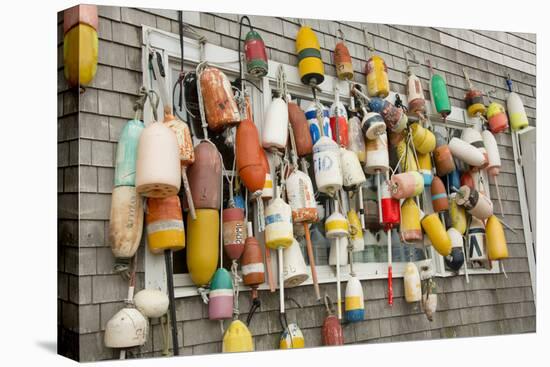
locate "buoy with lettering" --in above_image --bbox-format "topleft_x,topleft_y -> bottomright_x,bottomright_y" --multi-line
334,29 -> 353,81
410,123 -> 436,154
421,213 -> 452,256
187,141 -> 222,209
296,25 -> 324,86
283,239 -> 309,287
427,59 -> 451,119
187,209 -> 219,287
467,217 -> 487,261
418,152 -> 433,187
444,227 -> 465,271
400,198 -> 422,242
208,268 -> 233,320
461,128 -> 488,169
222,208 -> 246,260
405,50 -> 426,116
486,215 -> 509,260
389,171 -> 423,199
280,323 -> 305,349
289,101 -> 313,157
305,102 -> 332,144
456,185 -> 493,220
448,137 -> 485,168
286,169 -> 318,223
199,66 -> 240,131
345,276 -> 364,322
348,115 -> 367,162
506,76 -> 529,131
486,91 -> 509,133
463,68 -> 487,117
313,136 -> 343,196
236,118 -> 266,193
263,96 -> 289,151
449,193 -> 467,234
341,148 -> 367,190
222,319 -> 254,353
482,130 -> 504,215
322,295 -> 344,345
434,133 -> 455,176
63,4 -> 98,87
404,262 -> 422,302
104,305 -> 148,351
431,176 -> 448,212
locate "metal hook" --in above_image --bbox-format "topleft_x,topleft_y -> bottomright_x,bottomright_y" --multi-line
336,28 -> 345,42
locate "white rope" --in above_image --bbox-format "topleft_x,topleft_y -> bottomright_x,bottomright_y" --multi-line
231,260 -> 242,318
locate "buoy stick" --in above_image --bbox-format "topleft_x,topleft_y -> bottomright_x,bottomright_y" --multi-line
377,171 -> 383,223
462,232 -> 470,283
164,250 -> 179,356
181,167 -> 196,219
493,175 -> 505,219
265,237 -> 276,292
335,237 -> 342,319
387,229 -> 393,306
278,247 -> 285,314
358,185 -> 366,230
304,223 -> 321,300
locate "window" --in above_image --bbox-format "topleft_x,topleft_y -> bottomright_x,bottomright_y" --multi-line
141,25 -> 501,298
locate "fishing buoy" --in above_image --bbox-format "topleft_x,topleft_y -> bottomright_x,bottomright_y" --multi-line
487,101 -> 509,134
444,228 -> 464,271
145,196 -> 185,254
400,199 -> 422,242
243,19 -> 268,78
404,262 -> 421,302
430,176 -> 448,212
209,268 -> 233,320
104,306 -> 148,349
467,217 -> 487,261
286,170 -> 318,223
283,239 -> 309,287
421,213 -> 452,256
334,30 -> 354,80
263,97 -> 289,151
347,116 -> 367,162
345,276 -> 364,322
427,59 -> 451,118
306,103 -> 332,144
114,119 -> 144,187
365,133 -> 389,174
410,123 -> 436,154
365,55 -> 390,98
369,98 -> 407,133
417,153 -> 433,187
265,197 -> 294,250
445,169 -> 461,193
463,68 -> 486,117
187,141 -> 222,209
260,149 -> 273,200
135,121 -> 181,198
289,102 -> 313,157
460,171 -> 475,190
389,171 -> 423,199
406,69 -> 426,115
448,137 -> 485,167
506,77 -> 529,131
322,296 -> 344,345
63,5 -> 98,87
341,148 -> 367,190
329,236 -> 349,266
486,215 -> 509,260
362,112 -> 387,140
396,139 -> 418,172
313,136 -> 343,196
348,210 -> 364,251
241,222 -> 265,291
236,118 -> 266,193
133,289 -> 169,319
456,185 -> 493,220
434,133 -> 455,176
329,101 -> 349,147
449,193 -> 467,234
296,25 -> 324,86
280,323 -> 305,349
222,208 -> 246,260
461,128 -> 488,169
482,130 -> 504,215
223,319 -> 254,353
187,209 -> 219,286
381,179 -> 400,228
200,67 -> 240,131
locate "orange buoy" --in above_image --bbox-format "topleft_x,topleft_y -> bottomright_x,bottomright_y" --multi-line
288,102 -> 313,157
145,196 -> 185,254
434,133 -> 455,177
430,176 -> 448,213
334,29 -> 353,81
200,67 -> 240,132
236,118 -> 266,193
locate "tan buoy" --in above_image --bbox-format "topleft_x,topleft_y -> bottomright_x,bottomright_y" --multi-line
389,171 -> 423,199
456,185 -> 493,220
404,262 -> 421,302
461,128 -> 488,169
448,137 -> 484,168
133,289 -> 169,319
365,133 -> 389,174
200,66 -> 240,131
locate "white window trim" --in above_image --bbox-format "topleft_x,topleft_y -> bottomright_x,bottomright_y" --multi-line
141,25 -> 501,298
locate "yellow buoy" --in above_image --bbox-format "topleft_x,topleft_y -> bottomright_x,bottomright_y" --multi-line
396,140 -> 418,172
222,320 -> 254,353
485,215 -> 509,260
365,55 -> 390,98
449,193 -> 467,234
296,26 -> 325,86
279,323 -> 305,349
400,199 -> 422,242
187,209 -> 219,286
421,213 -> 451,256
63,23 -> 98,87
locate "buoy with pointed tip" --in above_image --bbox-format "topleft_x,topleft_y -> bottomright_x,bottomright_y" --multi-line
434,133 -> 455,176
296,25 -> 325,86
418,152 -> 433,187
400,199 -> 422,242
404,262 -> 422,302
200,67 -> 240,131
209,268 -> 233,320
347,116 -> 367,162
289,101 -> 313,157
283,239 -> 309,287
506,77 -> 529,131
427,59 -> 451,118
456,185 -> 493,220
262,97 -> 289,151
280,323 -> 305,349
187,209 -> 219,287
467,217 -> 487,261
486,215 -> 508,260
345,276 -> 365,322
431,176 -> 449,213
133,289 -> 169,319
421,213 -> 452,256
449,193 -> 467,234
448,137 -> 485,167
223,319 -> 254,353
444,228 -> 465,271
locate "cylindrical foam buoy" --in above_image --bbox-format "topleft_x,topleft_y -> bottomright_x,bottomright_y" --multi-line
434,133 -> 455,176
200,67 -> 240,131
487,101 -> 509,134
468,217 -> 486,261
421,213 -> 452,256
390,171 -> 423,199
329,102 -> 349,147
146,196 -> 185,254
345,276 -> 364,322
133,289 -> 169,319
313,136 -> 343,196
400,198 -> 422,242
347,116 -> 366,162
296,26 -> 325,86
460,170 -> 475,190
417,152 -> 433,187
222,208 -> 246,261
164,118 -> 194,167
305,103 -> 332,144
187,141 -> 222,209
430,72 -> 451,117
341,148 -> 366,190
135,122 -> 181,198
329,237 -> 349,266
465,89 -> 486,117
365,133 -> 389,174
444,228 -> 464,271
286,170 -> 318,223
325,212 -> 349,239
244,28 -> 268,78
262,97 -> 289,151
456,185 -> 493,220
449,193 -> 467,234
209,268 -> 233,320
260,149 -> 273,200
280,323 -> 305,349
241,222 -> 265,288
114,119 -> 144,187
381,179 -> 400,229
348,210 -> 364,251
448,137 -> 485,168
283,239 -> 309,287
222,320 -> 254,353
404,262 -> 421,303
289,102 -> 313,157
109,186 -> 143,265
407,73 -> 426,115
264,198 -> 293,250
461,128 -> 488,169
187,209 -> 219,286
396,140 -> 418,172
322,313 -> 344,346
369,98 -> 407,133
431,176 -> 448,212
482,130 -> 501,176
485,215 -> 508,260
334,40 -> 354,80
365,55 -> 390,98
507,92 -> 529,131
236,118 -> 266,193
410,123 -> 436,154
362,112 -> 386,140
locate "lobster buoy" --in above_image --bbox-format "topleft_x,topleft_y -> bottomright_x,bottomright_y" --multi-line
187,141 -> 222,209
369,98 -> 407,133
305,103 -> 332,144
365,55 -> 390,98
236,118 -> 266,193
222,208 -> 246,260
135,122 -> 181,198
345,276 -> 364,322
263,97 -> 289,151
296,26 -> 324,86
486,215 -> 508,260
280,323 -> 305,349
265,197 -> 294,250
456,185 -> 493,220
348,210 -> 364,251
325,212 -> 349,238
444,228 -> 464,271
362,112 -> 386,140
487,101 -> 509,134
322,301 -> 344,345
468,217 -> 487,261
260,149 -> 273,200
418,153 -> 433,187
109,187 -> 144,267
407,71 -> 426,115
286,170 -> 318,223
341,148 -> 367,190
334,35 -> 353,80
428,61 -> 451,118
396,139 -> 418,172
482,130 -> 501,176
434,133 -> 455,176
329,102 -> 349,147
289,102 -> 313,157
104,306 -> 148,349
187,209 -> 219,286
464,89 -> 486,117
404,262 -> 421,302
365,133 -> 389,174
223,320 -> 254,353
133,289 -> 169,319
283,239 -> 309,287
381,179 -> 400,229
410,123 -> 436,154
431,176 -> 448,212
244,26 -> 268,78
448,137 -> 485,167
146,196 -> 185,254
114,119 -> 144,186
461,128 -> 488,169
390,171 -> 423,199
421,213 -> 452,256
313,136 -> 343,196
200,67 -> 240,131
242,222 -> 265,288
400,199 -> 422,242
347,116 -> 367,162
209,268 -> 233,320
460,171 -> 475,190
506,77 -> 529,131
63,5 -> 98,87
449,193 -> 467,234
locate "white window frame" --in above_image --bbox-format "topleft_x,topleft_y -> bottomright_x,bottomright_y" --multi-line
141,25 -> 501,298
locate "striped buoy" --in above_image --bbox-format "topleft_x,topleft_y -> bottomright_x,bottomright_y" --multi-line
487,101 -> 509,134
296,26 -> 324,86
146,196 -> 185,254
456,185 -> 493,220
467,217 -> 487,261
417,152 -> 433,187
461,128 -> 488,169
362,112 -> 386,140
431,176 -> 448,212
365,133 -> 389,174
345,276 -> 365,322
280,323 -> 305,349
444,227 -> 465,271
330,102 -> 350,147
209,268 -> 233,320
305,103 -> 332,144
506,77 -> 529,131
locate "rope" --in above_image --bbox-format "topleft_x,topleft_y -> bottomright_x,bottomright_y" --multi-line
231,260 -> 242,318
195,61 -> 210,140
197,287 -> 209,304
